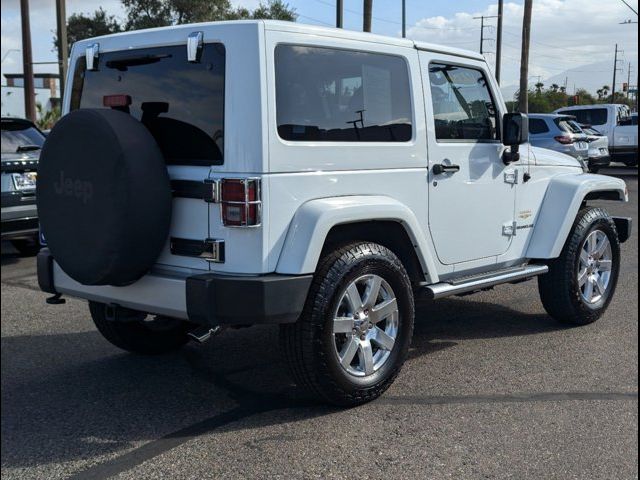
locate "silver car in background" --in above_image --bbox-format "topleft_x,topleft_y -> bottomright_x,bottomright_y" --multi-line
580,124 -> 611,173
528,113 -> 589,169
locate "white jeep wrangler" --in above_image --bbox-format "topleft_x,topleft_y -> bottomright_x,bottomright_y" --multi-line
36,21 -> 631,406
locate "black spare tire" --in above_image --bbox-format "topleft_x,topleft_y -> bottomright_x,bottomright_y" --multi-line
37,108 -> 171,286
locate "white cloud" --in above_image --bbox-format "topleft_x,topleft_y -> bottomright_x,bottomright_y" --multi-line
406,0 -> 638,92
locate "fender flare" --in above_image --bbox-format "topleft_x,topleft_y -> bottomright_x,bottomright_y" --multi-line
526,173 -> 628,259
275,195 -> 439,282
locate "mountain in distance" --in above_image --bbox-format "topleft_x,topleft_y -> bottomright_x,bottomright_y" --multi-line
500,59 -> 638,102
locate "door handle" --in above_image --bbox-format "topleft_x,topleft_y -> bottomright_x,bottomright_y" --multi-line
432,163 -> 461,175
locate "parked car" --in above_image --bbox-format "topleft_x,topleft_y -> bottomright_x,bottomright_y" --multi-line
579,124 -> 611,173
36,21 -> 631,406
527,113 -> 591,168
555,104 -> 638,166
1,117 -> 44,255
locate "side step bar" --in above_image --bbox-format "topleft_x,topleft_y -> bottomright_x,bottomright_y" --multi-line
424,264 -> 549,300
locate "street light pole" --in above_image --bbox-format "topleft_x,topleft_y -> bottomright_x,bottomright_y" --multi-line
19,0 -> 36,122
363,0 -> 373,32
518,0 -> 533,113
336,0 -> 343,28
495,0 -> 504,84
402,0 -> 406,38
55,0 -> 68,103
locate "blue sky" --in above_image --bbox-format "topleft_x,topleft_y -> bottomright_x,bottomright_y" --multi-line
1,0 -> 638,92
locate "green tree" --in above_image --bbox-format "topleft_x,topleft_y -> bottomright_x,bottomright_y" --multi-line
35,103 -> 61,130
53,8 -> 122,54
123,0 -> 296,29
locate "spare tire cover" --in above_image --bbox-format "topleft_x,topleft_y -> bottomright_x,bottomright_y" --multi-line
37,108 -> 172,286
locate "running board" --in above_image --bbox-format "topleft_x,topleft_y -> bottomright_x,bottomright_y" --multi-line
424,264 -> 549,300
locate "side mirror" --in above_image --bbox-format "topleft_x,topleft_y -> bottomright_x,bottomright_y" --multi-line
502,113 -> 529,164
502,113 -> 529,146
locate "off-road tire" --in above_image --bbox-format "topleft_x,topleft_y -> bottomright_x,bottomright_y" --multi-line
538,207 -> 620,325
89,301 -> 192,355
280,242 -> 414,406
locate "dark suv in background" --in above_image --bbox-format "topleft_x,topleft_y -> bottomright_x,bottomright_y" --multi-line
1,117 -> 44,255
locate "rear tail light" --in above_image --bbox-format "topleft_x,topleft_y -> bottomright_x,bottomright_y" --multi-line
220,178 -> 261,227
554,135 -> 575,145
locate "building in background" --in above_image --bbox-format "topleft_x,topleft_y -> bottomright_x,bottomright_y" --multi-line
1,73 -> 60,118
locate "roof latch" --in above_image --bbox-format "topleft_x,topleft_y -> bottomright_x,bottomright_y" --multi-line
187,31 -> 204,63
85,43 -> 100,71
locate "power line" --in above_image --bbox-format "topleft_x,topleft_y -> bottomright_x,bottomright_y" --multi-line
620,0 -> 638,15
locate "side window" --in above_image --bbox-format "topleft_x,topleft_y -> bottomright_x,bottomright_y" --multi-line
529,119 -> 550,134
428,63 -> 499,142
275,45 -> 412,142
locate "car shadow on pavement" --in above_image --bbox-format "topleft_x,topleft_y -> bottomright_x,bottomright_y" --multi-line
1,296 -> 565,475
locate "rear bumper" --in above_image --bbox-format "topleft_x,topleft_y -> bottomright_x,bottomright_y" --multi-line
587,155 -> 611,168
37,249 -> 313,326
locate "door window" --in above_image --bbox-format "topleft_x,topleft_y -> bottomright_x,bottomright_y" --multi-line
428,63 -> 498,142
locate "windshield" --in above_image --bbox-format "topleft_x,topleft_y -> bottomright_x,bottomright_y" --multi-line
555,118 -> 583,134
1,122 -> 45,154
70,44 -> 225,166
557,108 -> 608,126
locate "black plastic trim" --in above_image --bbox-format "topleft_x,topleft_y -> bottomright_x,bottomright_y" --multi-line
37,248 -> 58,294
171,179 -> 216,201
613,216 -> 632,243
186,273 -> 313,326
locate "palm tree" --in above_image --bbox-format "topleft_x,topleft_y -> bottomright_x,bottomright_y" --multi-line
534,82 -> 544,94
550,83 -> 560,92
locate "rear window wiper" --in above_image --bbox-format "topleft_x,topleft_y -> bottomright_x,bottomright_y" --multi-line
106,54 -> 171,71
16,145 -> 41,152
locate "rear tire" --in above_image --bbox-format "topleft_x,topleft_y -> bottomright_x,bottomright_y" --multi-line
280,242 -> 414,406
538,207 -> 620,325
89,301 -> 192,355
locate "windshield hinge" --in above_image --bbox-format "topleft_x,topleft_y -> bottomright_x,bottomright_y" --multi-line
504,169 -> 519,185
187,31 -> 204,63
85,43 -> 100,71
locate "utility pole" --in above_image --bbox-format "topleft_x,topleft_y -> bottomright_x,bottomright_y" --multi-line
611,44 -> 622,103
518,0 -> 533,113
627,63 -> 633,99
473,15 -> 499,56
55,0 -> 68,103
495,0 -> 504,84
19,0 -> 36,122
402,0 -> 406,38
336,0 -> 343,28
363,0 -> 373,32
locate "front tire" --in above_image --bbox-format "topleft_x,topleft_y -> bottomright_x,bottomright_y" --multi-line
89,301 -> 192,355
538,207 -> 620,325
280,242 -> 414,406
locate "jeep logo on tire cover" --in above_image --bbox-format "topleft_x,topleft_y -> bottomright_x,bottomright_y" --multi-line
53,171 -> 93,204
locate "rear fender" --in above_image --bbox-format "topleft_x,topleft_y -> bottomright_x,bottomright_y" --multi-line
526,173 -> 628,259
275,195 -> 439,282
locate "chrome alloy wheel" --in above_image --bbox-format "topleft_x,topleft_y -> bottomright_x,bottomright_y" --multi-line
578,229 -> 613,304
332,274 -> 399,377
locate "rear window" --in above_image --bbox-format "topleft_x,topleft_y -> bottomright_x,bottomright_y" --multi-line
1,121 -> 45,154
554,118 -> 583,134
70,44 -> 225,166
275,45 -> 412,142
557,108 -> 607,126
528,118 -> 550,134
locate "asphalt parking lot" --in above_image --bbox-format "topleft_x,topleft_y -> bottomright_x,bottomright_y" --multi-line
1,166 -> 637,480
